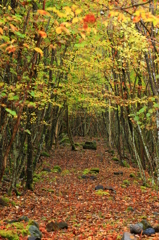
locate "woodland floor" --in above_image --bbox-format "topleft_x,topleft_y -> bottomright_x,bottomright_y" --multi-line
0,137 -> 159,240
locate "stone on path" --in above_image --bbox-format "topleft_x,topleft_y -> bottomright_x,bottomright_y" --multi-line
121,232 -> 137,240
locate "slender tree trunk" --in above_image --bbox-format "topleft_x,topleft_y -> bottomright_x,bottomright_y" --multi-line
66,104 -> 76,151
26,109 -> 33,190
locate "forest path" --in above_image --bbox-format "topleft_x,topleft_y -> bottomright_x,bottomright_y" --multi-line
0,137 -> 159,239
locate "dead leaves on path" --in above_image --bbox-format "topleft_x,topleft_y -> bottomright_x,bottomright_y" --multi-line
0,138 -> 159,239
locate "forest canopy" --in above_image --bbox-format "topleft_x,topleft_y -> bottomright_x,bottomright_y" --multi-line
0,0 -> 159,190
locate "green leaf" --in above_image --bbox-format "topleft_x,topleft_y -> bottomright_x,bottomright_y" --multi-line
153,103 -> 159,108
138,106 -> 147,114
25,129 -> 31,135
5,108 -> 17,116
0,92 -> 7,97
14,32 -> 26,39
134,115 -> 139,122
13,95 -> 19,100
29,91 -> 35,97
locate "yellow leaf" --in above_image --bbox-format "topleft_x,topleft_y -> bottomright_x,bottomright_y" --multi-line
71,4 -> 78,12
0,82 -> 4,87
62,27 -> 70,35
34,47 -> 43,56
0,27 -> 3,35
56,11 -> 67,18
46,7 -> 57,12
0,43 -> 7,48
72,17 -> 79,24
80,32 -> 86,39
75,9 -> 82,15
62,22 -> 71,27
56,27 -> 62,34
37,10 -> 51,16
23,43 -> 29,48
92,28 -> 97,34
10,24 -> 18,32
54,20 -> 59,26
63,6 -> 74,16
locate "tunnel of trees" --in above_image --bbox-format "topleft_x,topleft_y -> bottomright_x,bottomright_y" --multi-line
0,0 -> 159,194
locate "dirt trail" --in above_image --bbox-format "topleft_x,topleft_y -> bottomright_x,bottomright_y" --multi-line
0,138 -> 159,239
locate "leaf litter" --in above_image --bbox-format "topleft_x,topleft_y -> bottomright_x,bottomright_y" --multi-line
0,137 -> 159,239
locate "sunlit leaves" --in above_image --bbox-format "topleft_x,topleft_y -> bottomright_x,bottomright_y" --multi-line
56,26 -> 70,35
34,47 -> 43,56
37,10 -> 51,17
6,45 -> 16,53
38,30 -> 47,38
0,27 -> 3,35
5,108 -> 17,117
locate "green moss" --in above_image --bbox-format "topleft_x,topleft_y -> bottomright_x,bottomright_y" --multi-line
123,180 -> 130,185
112,157 -> 119,161
0,197 -> 15,206
33,171 -> 47,182
133,180 -> 139,184
75,142 -> 81,146
90,168 -> 99,174
11,201 -> 16,206
1,197 -> 10,204
60,137 -> 70,144
127,206 -> 134,212
130,173 -> 136,178
52,165 -> 61,173
11,222 -> 24,230
95,190 -> 109,196
122,160 -> 130,168
16,183 -> 20,188
42,188 -> 54,193
82,169 -> 90,175
0,230 -> 19,240
61,169 -> 70,176
40,151 -> 50,157
121,184 -> 127,188
33,177 -> 40,183
140,186 -> 147,191
27,220 -> 39,229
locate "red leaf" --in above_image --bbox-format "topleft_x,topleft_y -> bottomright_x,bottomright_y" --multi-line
83,14 -> 96,23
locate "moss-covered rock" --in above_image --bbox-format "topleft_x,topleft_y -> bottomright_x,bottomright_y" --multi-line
0,197 -> 15,207
112,157 -> 119,162
90,168 -> 99,174
127,206 -> 134,212
130,173 -> 136,178
82,169 -> 90,175
12,222 -> 28,236
123,180 -> 130,186
40,151 -> 50,157
95,190 -> 110,196
52,165 -> 62,173
0,197 -> 9,206
83,141 -> 97,150
0,230 -> 19,240
82,168 -> 99,175
122,160 -> 130,168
